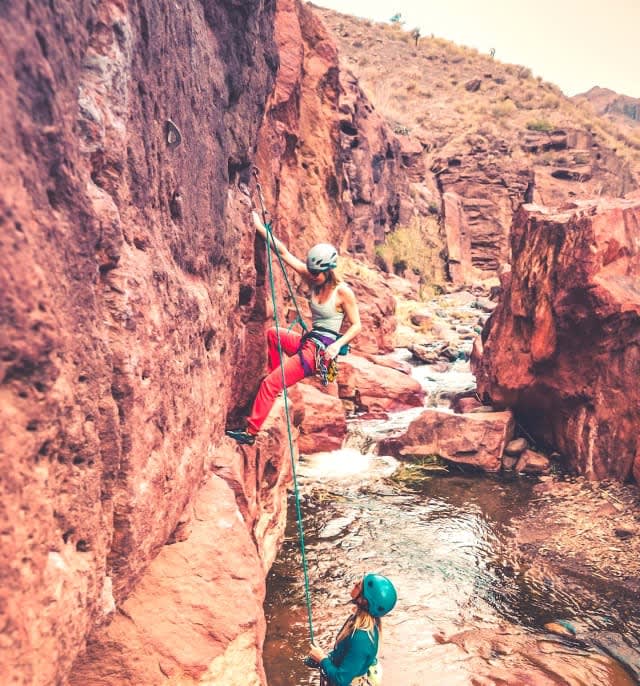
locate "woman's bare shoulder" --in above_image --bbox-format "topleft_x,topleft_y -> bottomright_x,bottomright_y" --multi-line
336,281 -> 356,300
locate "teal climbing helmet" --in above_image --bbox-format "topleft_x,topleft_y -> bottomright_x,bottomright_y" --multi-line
362,573 -> 397,617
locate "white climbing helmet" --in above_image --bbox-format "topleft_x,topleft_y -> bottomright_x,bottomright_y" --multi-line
306,243 -> 338,273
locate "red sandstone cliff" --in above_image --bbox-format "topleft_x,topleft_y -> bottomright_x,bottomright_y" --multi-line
0,1 -> 416,684
475,199 -> 640,482
0,1 -> 289,683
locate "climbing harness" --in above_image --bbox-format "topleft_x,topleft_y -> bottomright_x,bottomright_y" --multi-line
297,327 -> 341,386
253,168 -> 316,642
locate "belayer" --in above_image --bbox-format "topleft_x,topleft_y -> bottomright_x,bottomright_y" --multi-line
306,573 -> 397,686
226,210 -> 362,445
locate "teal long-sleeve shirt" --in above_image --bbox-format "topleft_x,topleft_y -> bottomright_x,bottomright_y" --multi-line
320,625 -> 379,686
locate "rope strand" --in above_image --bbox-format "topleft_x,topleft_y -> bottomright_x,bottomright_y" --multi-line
263,221 -> 315,643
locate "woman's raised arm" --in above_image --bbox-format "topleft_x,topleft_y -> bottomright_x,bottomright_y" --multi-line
252,211 -> 308,277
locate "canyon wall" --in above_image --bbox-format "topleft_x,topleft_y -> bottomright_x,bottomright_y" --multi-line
0,0 -> 418,683
0,0 -> 290,683
475,199 -> 640,482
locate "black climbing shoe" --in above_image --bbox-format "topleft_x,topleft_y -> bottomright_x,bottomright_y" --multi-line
225,429 -> 256,446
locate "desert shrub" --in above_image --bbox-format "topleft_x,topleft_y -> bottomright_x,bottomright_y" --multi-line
491,99 -> 517,118
527,119 -> 554,132
375,215 -> 444,285
539,94 -> 560,109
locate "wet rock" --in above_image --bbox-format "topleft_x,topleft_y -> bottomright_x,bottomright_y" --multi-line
409,342 -> 440,364
440,345 -> 461,362
380,408 -> 514,472
515,449 -> 551,475
318,514 -> 357,539
504,437 -> 528,456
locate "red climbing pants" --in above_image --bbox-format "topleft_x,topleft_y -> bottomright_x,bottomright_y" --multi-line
246,327 -> 316,434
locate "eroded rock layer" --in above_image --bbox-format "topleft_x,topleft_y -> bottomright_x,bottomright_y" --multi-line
476,199 -> 640,482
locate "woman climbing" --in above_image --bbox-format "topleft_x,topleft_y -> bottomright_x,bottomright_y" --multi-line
225,210 -> 362,445
306,573 -> 397,686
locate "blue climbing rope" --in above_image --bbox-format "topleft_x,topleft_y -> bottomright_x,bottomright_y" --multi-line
254,172 -> 314,642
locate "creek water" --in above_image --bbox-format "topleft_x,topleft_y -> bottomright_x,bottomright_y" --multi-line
263,351 -> 640,685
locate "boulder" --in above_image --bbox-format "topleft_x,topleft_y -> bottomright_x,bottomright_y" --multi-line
515,449 -> 551,475
338,354 -> 425,415
379,408 -> 515,472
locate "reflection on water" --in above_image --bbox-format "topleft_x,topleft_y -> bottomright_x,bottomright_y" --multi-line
264,460 -> 640,685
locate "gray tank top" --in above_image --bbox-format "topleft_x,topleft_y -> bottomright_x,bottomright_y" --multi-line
310,286 -> 344,334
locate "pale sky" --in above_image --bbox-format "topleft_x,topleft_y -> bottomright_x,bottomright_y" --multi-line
312,0 -> 640,98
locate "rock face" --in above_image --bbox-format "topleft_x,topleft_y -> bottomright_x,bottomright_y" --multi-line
379,408 -> 515,472
0,1 -> 292,684
476,199 -> 640,482
252,0 -> 423,351
254,0 -> 413,266
1,1 -> 428,683
434,139 -> 534,278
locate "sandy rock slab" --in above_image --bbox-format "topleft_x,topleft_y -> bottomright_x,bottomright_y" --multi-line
68,476 -> 269,686
514,477 -> 640,599
432,625 -> 637,686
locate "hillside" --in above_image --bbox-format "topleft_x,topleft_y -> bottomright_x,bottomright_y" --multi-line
574,86 -> 640,125
312,4 -> 640,190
